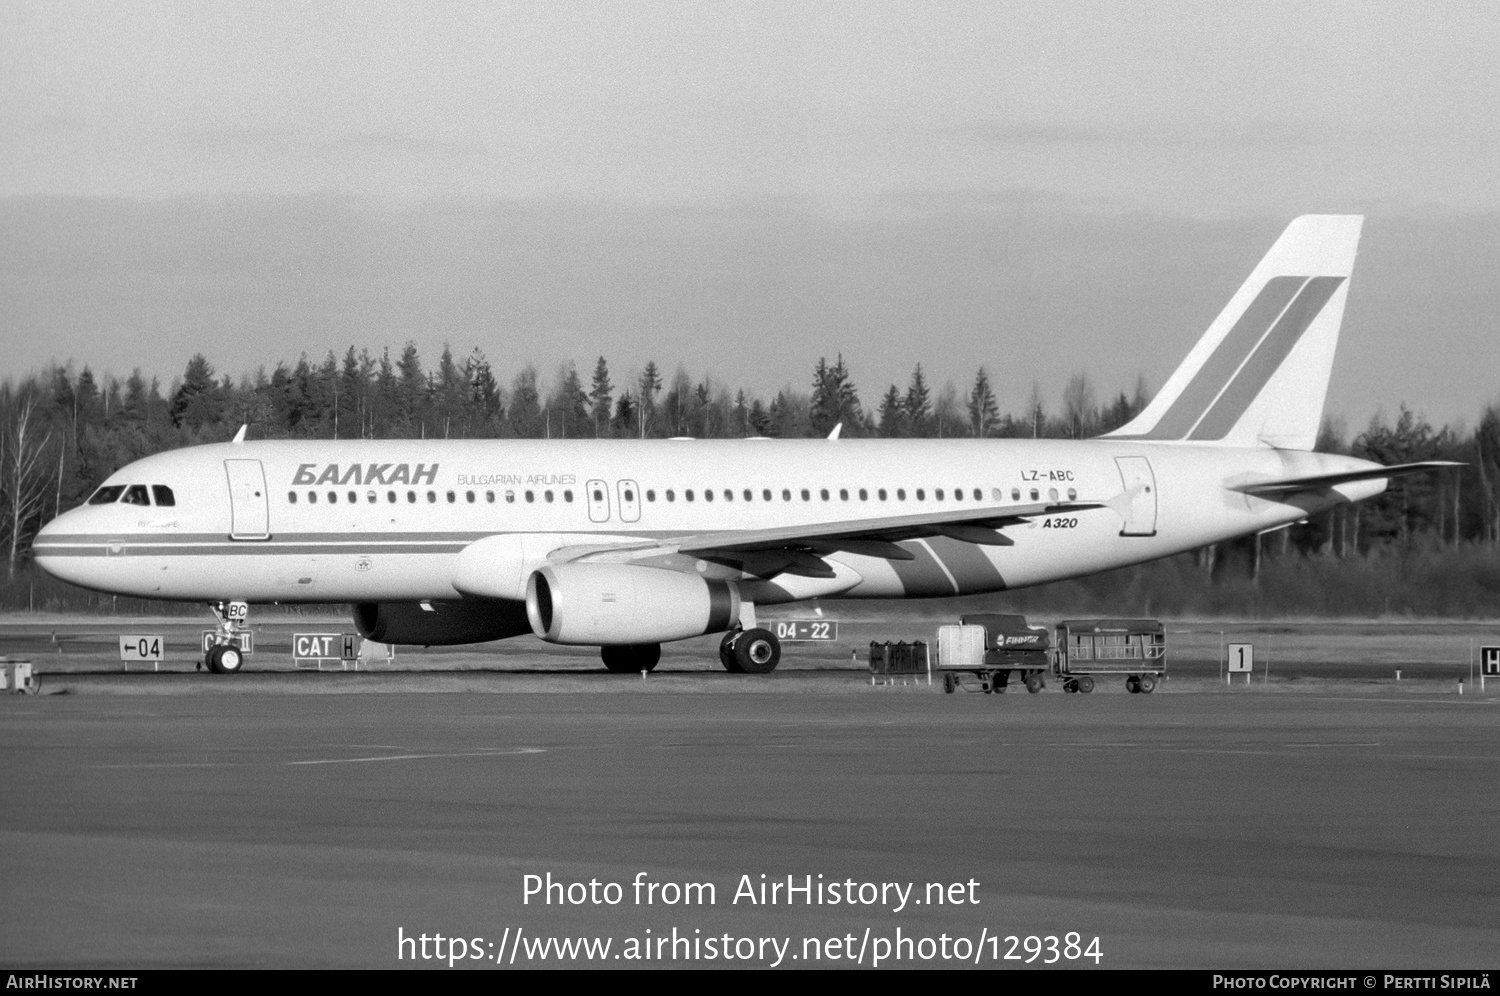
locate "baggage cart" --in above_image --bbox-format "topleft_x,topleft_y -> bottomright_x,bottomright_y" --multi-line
1053,619 -> 1166,693
937,614 -> 1052,694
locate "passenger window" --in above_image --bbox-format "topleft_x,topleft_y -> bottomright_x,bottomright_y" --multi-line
544,490 -> 554,503
745,489 -> 754,501
859,488 -> 868,501
1067,488 -> 1077,501
446,491 -> 455,503
763,489 -> 772,501
88,485 -> 126,505
525,490 -> 535,503
916,489 -> 925,501
506,491 -> 516,503
877,489 -> 886,501
623,488 -> 635,502
820,489 -> 829,501
348,491 -> 357,504
1012,488 -> 1021,501
1030,488 -> 1039,501
645,490 -> 656,502
388,491 -> 397,503
309,492 -> 318,504
666,490 -> 675,502
427,491 -> 436,503
564,490 -> 573,502
122,485 -> 150,506
897,489 -> 906,500
407,491 -> 416,503
1048,488 -> 1059,501
152,485 -> 176,507
953,489 -> 962,501
724,489 -> 733,501
288,491 -> 298,504
782,489 -> 791,501
801,489 -> 810,501
466,491 -> 475,503
973,489 -> 982,501
486,491 -> 495,503
935,488 -> 945,500
839,488 -> 848,501
328,491 -> 338,504
703,490 -> 713,502
366,491 -> 376,503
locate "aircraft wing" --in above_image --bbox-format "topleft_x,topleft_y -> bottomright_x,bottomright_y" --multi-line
557,500 -> 1104,579
1229,461 -> 1462,497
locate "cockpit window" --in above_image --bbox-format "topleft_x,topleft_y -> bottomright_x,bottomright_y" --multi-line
152,485 -> 176,507
121,485 -> 151,506
88,485 -> 126,505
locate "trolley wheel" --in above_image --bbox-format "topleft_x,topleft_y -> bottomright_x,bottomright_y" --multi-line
1126,675 -> 1140,694
1064,679 -> 1078,693
1077,675 -> 1095,694
942,672 -> 955,694
1138,674 -> 1157,694
1024,672 -> 1044,694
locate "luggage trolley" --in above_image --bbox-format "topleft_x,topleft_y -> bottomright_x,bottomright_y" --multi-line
1053,619 -> 1166,693
938,614 -> 1052,694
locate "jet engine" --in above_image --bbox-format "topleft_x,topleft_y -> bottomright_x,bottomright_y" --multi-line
352,598 -> 532,646
526,563 -> 739,645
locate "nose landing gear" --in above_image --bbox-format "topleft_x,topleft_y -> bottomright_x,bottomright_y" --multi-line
202,600 -> 251,675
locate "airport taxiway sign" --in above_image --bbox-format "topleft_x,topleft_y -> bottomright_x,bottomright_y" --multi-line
1228,643 -> 1254,673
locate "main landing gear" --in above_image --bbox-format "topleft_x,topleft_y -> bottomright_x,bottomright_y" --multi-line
718,628 -> 781,674
202,600 -> 250,675
601,644 -> 662,673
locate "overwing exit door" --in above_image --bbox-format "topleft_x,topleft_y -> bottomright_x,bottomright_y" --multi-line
224,459 -> 270,540
1114,456 -> 1158,536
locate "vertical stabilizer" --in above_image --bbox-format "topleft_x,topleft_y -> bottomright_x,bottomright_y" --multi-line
1107,215 -> 1363,450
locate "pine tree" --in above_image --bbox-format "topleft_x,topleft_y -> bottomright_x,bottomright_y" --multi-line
589,357 -> 613,437
967,367 -> 999,437
878,384 -> 906,437
905,364 -> 931,436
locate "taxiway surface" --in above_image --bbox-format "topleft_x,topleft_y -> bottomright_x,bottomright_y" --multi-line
2,687 -> 1497,969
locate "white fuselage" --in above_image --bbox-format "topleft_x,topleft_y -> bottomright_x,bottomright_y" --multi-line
34,437 -> 1382,609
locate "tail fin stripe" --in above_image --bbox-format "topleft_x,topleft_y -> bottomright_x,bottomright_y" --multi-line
1126,275 -> 1308,440
1188,275 -> 1345,441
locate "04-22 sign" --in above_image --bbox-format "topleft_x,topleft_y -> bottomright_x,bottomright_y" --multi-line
774,621 -> 838,642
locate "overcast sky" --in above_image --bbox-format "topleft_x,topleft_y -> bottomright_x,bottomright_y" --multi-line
3,1 -> 1496,429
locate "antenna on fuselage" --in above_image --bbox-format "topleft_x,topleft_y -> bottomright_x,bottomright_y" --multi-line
232,424 -> 248,444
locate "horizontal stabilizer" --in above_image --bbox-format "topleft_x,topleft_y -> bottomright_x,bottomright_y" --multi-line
1230,461 -> 1462,496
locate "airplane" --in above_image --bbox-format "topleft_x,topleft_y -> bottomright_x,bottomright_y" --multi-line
32,215 -> 1456,675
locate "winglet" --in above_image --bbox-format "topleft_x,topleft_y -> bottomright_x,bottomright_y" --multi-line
232,424 -> 248,444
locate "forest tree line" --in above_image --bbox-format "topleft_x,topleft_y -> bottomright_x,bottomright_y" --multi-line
1,342 -> 1497,615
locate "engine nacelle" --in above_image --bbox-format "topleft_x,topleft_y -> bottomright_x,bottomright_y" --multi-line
526,563 -> 740,645
353,599 -> 532,647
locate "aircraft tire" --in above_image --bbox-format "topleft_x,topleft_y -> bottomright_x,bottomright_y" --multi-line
601,645 -> 638,673
942,673 -> 955,693
719,632 -> 743,673
633,643 -> 661,672
1078,675 -> 1095,694
1138,674 -> 1156,694
734,628 -> 780,674
205,645 -> 225,674
217,645 -> 244,674
1064,679 -> 1077,693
